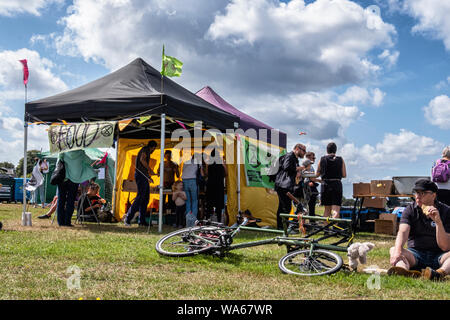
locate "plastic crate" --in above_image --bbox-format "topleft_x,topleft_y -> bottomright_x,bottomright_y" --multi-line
14,178 -> 30,203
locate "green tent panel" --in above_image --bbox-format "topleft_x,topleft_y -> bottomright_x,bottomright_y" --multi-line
37,148 -> 115,205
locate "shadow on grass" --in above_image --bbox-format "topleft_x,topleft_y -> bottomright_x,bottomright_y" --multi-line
73,222 -> 175,235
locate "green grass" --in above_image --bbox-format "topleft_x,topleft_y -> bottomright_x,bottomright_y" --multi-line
0,203 -> 448,300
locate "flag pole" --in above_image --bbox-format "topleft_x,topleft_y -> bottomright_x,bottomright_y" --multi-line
22,84 -> 28,225
161,45 -> 164,105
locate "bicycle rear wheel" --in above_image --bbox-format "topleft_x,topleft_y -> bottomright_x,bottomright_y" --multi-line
278,249 -> 343,276
155,226 -> 226,257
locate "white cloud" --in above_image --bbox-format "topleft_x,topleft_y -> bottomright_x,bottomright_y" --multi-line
51,0 -> 397,95
341,129 -> 443,166
371,88 -> 386,107
378,49 -> 400,67
0,0 -> 63,16
338,86 -> 386,107
423,95 -> 450,129
0,48 -> 68,102
394,0 -> 450,51
240,90 -> 363,143
434,76 -> 450,90
0,113 -> 49,164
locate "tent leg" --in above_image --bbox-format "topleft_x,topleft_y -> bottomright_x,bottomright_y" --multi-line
157,114 -> 166,234
236,136 -> 241,213
112,140 -> 119,217
22,121 -> 28,225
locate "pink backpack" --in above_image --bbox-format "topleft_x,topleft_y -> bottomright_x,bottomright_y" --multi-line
432,159 -> 450,183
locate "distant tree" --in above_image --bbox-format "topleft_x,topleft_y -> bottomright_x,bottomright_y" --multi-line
0,162 -> 15,169
342,197 -> 355,207
16,150 -> 41,177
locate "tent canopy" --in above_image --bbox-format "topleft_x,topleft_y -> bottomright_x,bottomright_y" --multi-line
196,86 -> 287,148
25,58 -> 239,132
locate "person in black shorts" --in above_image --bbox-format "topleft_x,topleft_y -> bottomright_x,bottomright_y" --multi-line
388,179 -> 450,281
316,142 -> 346,219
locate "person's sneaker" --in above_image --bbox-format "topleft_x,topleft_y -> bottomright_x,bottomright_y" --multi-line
38,214 -> 50,219
422,267 -> 446,281
123,220 -> 131,227
387,266 -> 422,278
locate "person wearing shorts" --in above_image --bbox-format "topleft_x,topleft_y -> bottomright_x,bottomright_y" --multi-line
316,142 -> 346,219
388,179 -> 450,281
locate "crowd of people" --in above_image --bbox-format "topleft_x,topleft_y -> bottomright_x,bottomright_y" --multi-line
273,142 -> 450,281
122,140 -> 227,229
29,138 -> 450,281
274,141 -> 346,229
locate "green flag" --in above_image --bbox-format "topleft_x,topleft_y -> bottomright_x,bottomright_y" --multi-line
161,45 -> 183,77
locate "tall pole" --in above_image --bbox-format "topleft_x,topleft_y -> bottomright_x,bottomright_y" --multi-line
158,114 -> 166,233
112,140 -> 119,217
236,135 -> 241,214
22,86 -> 28,225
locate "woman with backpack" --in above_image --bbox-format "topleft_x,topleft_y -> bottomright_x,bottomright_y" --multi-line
432,146 -> 450,206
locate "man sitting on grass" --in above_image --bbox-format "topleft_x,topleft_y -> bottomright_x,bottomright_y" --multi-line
388,179 -> 450,281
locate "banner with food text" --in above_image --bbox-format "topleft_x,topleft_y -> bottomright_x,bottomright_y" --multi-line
242,136 -> 286,189
48,121 -> 116,153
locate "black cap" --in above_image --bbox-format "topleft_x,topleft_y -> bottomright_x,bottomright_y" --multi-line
412,178 -> 438,193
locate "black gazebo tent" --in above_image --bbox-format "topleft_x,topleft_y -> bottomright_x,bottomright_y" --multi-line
25,58 -> 238,129
24,58 -> 240,231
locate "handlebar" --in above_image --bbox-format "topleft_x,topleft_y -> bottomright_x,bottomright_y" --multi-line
286,192 -> 300,204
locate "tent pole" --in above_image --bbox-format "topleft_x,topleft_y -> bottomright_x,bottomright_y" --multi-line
22,118 -> 28,225
236,136 -> 241,213
157,114 -> 166,233
112,140 -> 119,217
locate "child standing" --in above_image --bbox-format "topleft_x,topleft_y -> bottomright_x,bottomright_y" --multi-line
172,181 -> 187,228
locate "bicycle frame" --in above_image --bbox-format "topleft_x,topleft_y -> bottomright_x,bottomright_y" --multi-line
195,213 -> 354,255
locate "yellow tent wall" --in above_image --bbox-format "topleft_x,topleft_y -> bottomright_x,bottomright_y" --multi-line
114,137 -> 210,221
225,136 -> 284,227
114,136 -> 286,227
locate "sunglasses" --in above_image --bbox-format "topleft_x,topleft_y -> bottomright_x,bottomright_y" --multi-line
413,191 -> 434,197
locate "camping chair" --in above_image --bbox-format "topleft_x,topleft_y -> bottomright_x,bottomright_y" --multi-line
76,192 -> 100,225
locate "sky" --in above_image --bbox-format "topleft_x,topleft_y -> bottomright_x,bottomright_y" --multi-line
0,0 -> 449,197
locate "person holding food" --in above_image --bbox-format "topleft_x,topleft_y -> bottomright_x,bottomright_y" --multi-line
388,179 -> 450,281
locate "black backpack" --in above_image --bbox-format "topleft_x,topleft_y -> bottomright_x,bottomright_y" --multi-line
50,160 -> 66,185
268,154 -> 286,183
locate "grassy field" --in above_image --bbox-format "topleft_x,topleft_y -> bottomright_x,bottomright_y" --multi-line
0,203 -> 448,300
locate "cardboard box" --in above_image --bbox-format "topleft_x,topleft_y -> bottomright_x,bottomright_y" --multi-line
353,183 -> 371,196
370,180 -> 394,196
363,197 -> 386,209
375,213 -> 398,235
122,179 -> 137,192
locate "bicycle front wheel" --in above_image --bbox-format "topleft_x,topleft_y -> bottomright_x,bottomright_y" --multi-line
155,226 -> 226,257
278,249 -> 343,276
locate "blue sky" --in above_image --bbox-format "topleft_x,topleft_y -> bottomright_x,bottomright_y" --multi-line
0,0 -> 449,197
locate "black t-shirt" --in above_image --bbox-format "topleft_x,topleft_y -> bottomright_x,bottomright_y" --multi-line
400,201 -> 450,253
135,146 -> 151,178
319,155 -> 343,180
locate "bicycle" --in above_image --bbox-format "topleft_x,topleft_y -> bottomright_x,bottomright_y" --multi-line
156,187 -> 357,276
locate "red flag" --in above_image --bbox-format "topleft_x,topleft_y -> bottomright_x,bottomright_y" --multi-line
98,152 -> 108,165
175,119 -> 187,130
19,59 -> 29,86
